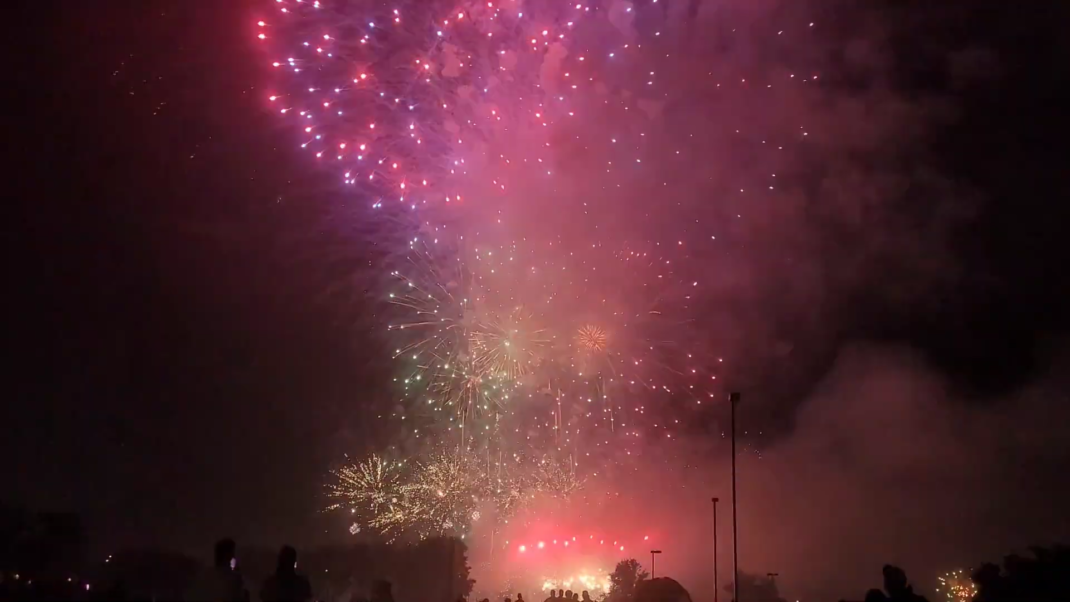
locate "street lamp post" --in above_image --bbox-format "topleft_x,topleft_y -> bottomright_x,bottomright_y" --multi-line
730,392 -> 741,602
650,550 -> 662,579
712,497 -> 720,602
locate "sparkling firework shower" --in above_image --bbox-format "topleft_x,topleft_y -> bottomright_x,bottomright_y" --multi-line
936,569 -> 978,602
385,235 -> 723,450
258,0 -> 823,543
323,230 -> 728,540
258,0 -> 605,216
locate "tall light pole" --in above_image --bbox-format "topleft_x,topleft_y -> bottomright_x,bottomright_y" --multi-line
730,392 -> 741,602
650,550 -> 662,579
712,497 -> 720,602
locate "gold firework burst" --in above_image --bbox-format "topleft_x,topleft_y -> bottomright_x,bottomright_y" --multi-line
937,569 -> 978,602
531,456 -> 585,498
326,454 -> 402,515
328,450 -> 487,543
575,324 -> 608,353
399,450 -> 485,539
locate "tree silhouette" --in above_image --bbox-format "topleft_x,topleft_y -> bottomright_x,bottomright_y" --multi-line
608,559 -> 649,602
636,577 -> 692,602
0,506 -> 84,584
973,544 -> 1070,602
855,565 -> 929,602
724,572 -> 786,602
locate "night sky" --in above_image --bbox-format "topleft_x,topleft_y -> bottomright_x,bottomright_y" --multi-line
6,0 -> 1070,598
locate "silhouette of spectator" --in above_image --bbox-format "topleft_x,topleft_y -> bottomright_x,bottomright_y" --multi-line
260,545 -> 312,602
865,588 -> 890,602
972,545 -> 1070,602
581,591 -> 592,602
559,589 -> 565,600
565,590 -> 573,602
371,579 -> 395,602
517,593 -> 525,602
882,565 -> 929,602
545,590 -> 557,602
187,538 -> 245,602
635,577 -> 693,602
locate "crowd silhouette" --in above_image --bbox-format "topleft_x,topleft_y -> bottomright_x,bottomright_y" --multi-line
4,503 -> 1070,602
859,565 -> 930,602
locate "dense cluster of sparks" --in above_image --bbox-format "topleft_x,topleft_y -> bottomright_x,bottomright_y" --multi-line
385,237 -> 722,454
936,569 -> 978,602
258,0 -> 818,542
258,0 -> 609,215
575,324 -> 608,354
327,454 -> 402,517
328,452 -> 584,542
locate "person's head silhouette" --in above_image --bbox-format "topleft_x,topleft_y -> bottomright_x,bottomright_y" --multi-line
882,565 -> 909,596
214,538 -> 236,569
276,545 -> 298,575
